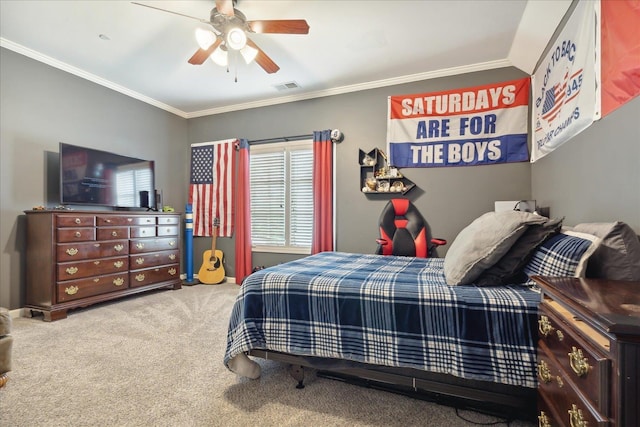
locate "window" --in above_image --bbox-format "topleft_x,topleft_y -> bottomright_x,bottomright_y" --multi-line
250,140 -> 313,254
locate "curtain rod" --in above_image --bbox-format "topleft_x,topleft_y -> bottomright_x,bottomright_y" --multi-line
248,134 -> 313,145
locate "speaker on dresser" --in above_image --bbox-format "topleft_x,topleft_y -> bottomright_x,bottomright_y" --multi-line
155,189 -> 163,212
139,190 -> 150,209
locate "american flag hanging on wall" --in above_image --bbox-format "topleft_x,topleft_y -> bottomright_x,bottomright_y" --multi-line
189,139 -> 236,237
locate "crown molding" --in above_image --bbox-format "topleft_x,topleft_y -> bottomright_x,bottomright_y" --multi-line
1,38 -> 188,118
186,59 -> 513,118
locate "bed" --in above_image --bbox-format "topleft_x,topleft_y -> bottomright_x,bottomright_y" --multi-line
224,212 -> 637,420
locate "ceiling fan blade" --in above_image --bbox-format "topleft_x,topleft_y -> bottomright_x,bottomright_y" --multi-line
246,39 -> 280,74
188,38 -> 223,65
248,20 -> 310,34
131,2 -> 210,25
215,0 -> 235,16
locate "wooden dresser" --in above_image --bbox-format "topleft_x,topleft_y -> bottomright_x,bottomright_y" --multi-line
532,276 -> 640,427
25,210 -> 182,321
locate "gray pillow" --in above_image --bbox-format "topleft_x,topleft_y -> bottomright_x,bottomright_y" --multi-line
475,217 -> 563,286
444,211 -> 548,285
573,222 -> 640,281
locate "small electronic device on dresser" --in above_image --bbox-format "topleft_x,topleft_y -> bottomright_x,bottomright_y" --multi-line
532,276 -> 640,427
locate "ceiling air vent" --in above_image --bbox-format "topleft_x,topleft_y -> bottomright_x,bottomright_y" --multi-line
274,81 -> 300,91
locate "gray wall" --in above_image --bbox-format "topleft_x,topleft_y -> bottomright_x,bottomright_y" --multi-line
0,48 -> 188,309
2,45 -> 638,310
188,67 -> 533,272
532,96 -> 640,230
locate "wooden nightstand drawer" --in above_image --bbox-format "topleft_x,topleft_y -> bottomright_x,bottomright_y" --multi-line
539,304 -> 610,413
538,345 -> 609,427
156,225 -> 178,236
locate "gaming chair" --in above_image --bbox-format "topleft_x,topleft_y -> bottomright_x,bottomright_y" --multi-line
375,199 -> 446,258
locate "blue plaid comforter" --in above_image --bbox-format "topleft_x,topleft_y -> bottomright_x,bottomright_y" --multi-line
224,252 -> 540,388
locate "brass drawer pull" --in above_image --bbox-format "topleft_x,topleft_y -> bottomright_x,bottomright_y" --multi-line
74,218 -> 81,224
65,285 -> 79,295
568,347 -> 591,377
111,231 -> 118,237
104,219 -> 112,223
65,266 -> 78,275
114,244 -> 124,252
113,277 -> 125,287
169,254 -> 176,260
136,258 -> 144,265
66,248 -> 78,256
556,330 -> 564,341
75,231 -> 82,238
136,243 -> 144,249
169,268 -> 177,275
113,260 -> 124,268
538,315 -> 554,337
537,360 -> 552,383
568,404 -> 587,427
127,218 -> 133,222
538,411 -> 551,427
135,274 -> 145,282
169,240 -> 175,246
94,261 -> 101,265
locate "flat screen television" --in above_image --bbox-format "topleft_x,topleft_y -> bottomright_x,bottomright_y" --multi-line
59,142 -> 155,209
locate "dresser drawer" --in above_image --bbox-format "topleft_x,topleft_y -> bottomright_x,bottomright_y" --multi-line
538,354 -> 610,427
538,392 -> 563,427
130,264 -> 180,288
96,215 -> 134,226
131,216 -> 156,226
57,240 -> 129,262
56,273 -> 129,302
57,227 -> 96,243
57,256 -> 129,281
130,237 -> 178,254
130,250 -> 179,269
539,303 -> 610,413
97,227 -> 130,240
131,226 -> 156,238
56,215 -> 95,227
157,216 -> 179,225
157,225 -> 178,236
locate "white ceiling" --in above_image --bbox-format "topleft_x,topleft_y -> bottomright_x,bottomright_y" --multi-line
0,0 -> 571,118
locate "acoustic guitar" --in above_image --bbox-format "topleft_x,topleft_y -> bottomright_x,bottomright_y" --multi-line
198,218 -> 225,285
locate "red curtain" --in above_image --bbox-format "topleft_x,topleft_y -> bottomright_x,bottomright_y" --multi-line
234,139 -> 252,285
312,130 -> 334,254
601,0 -> 640,117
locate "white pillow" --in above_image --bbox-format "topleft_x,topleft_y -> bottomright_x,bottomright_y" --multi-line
444,211 -> 547,285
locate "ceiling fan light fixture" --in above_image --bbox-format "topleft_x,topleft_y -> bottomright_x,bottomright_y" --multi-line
195,27 -> 216,50
226,27 -> 247,50
211,45 -> 228,67
240,45 -> 258,64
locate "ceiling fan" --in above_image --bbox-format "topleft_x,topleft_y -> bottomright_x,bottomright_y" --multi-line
132,0 -> 310,74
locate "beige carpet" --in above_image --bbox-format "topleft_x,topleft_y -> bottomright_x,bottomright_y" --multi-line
0,284 -> 535,426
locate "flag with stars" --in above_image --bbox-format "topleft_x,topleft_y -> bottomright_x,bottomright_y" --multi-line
189,140 -> 236,237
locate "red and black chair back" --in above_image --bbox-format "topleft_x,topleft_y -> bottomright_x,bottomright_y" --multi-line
375,199 -> 446,258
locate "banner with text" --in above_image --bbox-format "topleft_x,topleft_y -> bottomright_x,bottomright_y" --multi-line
531,0 -> 600,162
387,78 -> 530,168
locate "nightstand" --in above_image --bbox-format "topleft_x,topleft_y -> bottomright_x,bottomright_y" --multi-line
532,276 -> 640,427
